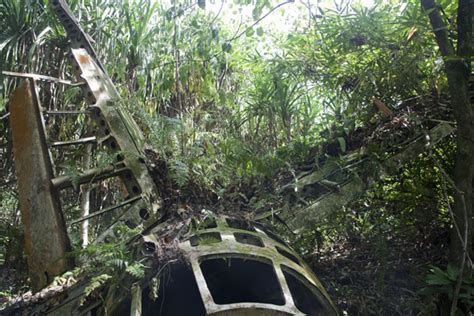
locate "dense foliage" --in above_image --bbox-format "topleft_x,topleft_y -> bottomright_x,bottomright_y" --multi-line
0,0 -> 470,314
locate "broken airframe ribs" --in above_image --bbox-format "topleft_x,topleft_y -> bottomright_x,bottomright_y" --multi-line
70,196 -> 142,226
51,165 -> 128,190
50,136 -> 97,147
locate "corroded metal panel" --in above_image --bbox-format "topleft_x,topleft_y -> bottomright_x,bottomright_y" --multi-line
9,80 -> 73,291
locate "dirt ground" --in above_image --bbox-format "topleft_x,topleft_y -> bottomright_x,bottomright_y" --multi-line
310,228 -> 449,315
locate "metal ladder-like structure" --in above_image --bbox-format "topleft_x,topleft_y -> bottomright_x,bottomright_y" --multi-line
6,1 -> 339,315
8,0 -> 164,293
48,0 -> 164,229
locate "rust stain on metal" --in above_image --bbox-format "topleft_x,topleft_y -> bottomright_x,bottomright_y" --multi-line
78,53 -> 90,65
9,82 -> 30,158
10,80 -> 73,292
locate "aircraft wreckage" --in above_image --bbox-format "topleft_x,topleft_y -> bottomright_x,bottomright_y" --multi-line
3,0 -> 453,315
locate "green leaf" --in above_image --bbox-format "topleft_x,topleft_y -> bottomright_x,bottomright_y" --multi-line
82,274 -> 112,305
337,137 -> 346,152
446,263 -> 459,281
126,262 -> 146,279
252,6 -> 263,20
425,274 -> 452,285
211,27 -> 219,40
245,28 -> 255,37
222,42 -> 232,52
256,27 -> 264,36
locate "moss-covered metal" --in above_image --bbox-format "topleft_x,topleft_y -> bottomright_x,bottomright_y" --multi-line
137,216 -> 339,315
275,122 -> 454,230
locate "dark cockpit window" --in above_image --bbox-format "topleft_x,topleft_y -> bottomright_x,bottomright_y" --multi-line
282,266 -> 337,315
142,264 -> 206,316
225,218 -> 257,232
201,257 -> 285,306
189,232 -> 222,247
234,233 -> 265,247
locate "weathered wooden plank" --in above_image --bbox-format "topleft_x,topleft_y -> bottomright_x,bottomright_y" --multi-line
9,80 -> 73,291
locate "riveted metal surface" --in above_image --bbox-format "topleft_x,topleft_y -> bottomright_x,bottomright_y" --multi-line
49,0 -> 164,233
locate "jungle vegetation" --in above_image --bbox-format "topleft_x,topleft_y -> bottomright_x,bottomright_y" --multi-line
0,0 -> 472,314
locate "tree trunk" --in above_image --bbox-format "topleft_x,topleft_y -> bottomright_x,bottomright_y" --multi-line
421,0 -> 472,314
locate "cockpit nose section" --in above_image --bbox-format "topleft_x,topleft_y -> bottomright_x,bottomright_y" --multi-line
140,216 -> 338,315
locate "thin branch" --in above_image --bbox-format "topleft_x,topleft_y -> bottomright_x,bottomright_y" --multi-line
432,153 -> 470,263
227,13 -> 244,41
451,196 -> 468,316
210,0 -> 224,25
